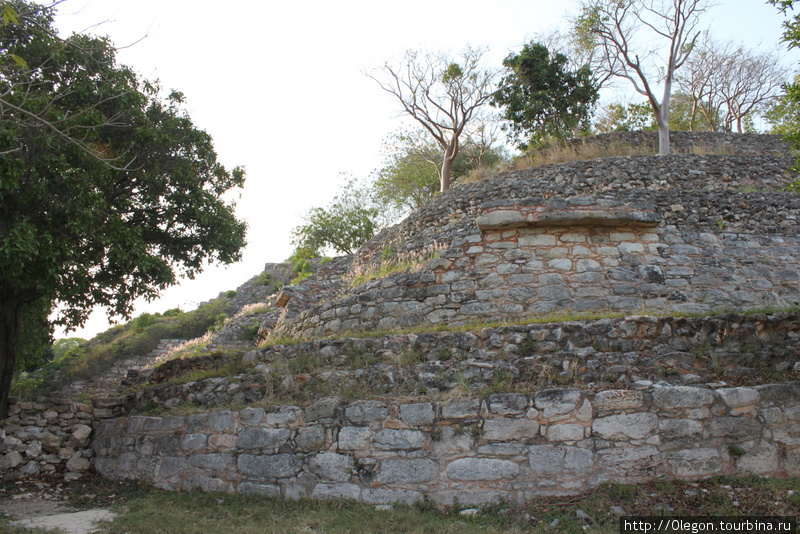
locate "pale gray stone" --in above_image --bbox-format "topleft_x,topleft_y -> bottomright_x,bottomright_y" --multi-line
345,401 -> 389,423
546,423 -> 586,442
239,407 -> 265,426
66,456 -> 90,472
373,429 -> 425,450
446,458 -> 520,481
1,451 -> 23,470
338,426 -> 373,451
734,441 -> 779,475
593,390 -> 645,413
68,424 -> 92,449
529,445 -> 593,476
296,425 -> 326,451
593,413 -> 658,441
362,488 -> 424,505
666,448 -> 722,477
398,403 -> 435,426
596,446 -> 661,478
658,419 -> 703,441
707,417 -> 762,440
309,452 -> 354,482
376,459 -> 438,484
238,453 -> 302,479
237,428 -> 291,450
157,456 -> 188,479
652,386 -> 714,409
180,433 -> 207,452
483,418 -> 539,442
534,389 -> 583,419
716,388 -> 760,409
487,394 -> 529,415
189,453 -> 234,472
441,399 -> 480,419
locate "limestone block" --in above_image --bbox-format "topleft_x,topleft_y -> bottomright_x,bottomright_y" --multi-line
237,428 -> 291,450
309,452 -> 354,482
528,445 -> 593,476
716,388 -> 760,409
189,453 -> 235,473
707,417 -> 762,441
66,456 -> 91,472
432,428 -> 473,455
239,407 -> 265,426
652,386 -> 714,409
446,458 -> 520,481
157,456 -> 188,479
180,433 -> 207,452
441,399 -> 480,419
373,429 -> 425,450
593,413 -> 658,441
237,453 -> 302,479
312,483 -> 362,500
534,389 -> 583,420
487,394 -> 529,415
305,397 -> 340,422
596,446 -> 661,478
39,431 -> 61,454
734,441 -> 779,475
296,425 -> 326,451
666,448 -> 722,478
1,450 -> 23,470
658,419 -> 703,442
338,426 -> 373,451
770,425 -> 800,446
546,423 -> 586,442
68,425 -> 92,449
398,403 -> 436,426
483,418 -> 539,442
376,459 -> 438,484
345,401 -> 389,423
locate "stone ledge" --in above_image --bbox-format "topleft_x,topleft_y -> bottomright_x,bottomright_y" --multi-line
477,205 -> 662,231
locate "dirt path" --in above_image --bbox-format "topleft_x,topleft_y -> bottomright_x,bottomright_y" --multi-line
0,480 -> 116,534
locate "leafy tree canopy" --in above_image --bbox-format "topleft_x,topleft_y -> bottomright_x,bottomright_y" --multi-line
492,42 -> 599,150
0,1 -> 246,416
291,178 -> 378,257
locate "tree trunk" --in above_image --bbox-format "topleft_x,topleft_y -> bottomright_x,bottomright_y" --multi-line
0,298 -> 22,420
657,123 -> 671,155
439,140 -> 458,192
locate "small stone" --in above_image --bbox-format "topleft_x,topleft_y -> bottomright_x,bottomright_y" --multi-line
576,509 -> 593,523
66,456 -> 91,472
459,509 -> 480,517
610,506 -> 626,516
375,504 -> 394,512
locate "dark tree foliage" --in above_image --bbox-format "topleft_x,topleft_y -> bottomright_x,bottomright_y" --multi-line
0,1 -> 246,417
770,0 -> 800,188
492,42 -> 599,150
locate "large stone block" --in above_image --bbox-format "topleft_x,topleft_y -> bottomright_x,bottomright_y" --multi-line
237,428 -> 291,450
715,388 -> 760,409
398,403 -> 436,426
373,429 -> 425,450
376,459 -> 438,484
238,453 -> 302,479
311,483 -> 362,500
345,401 -> 389,423
593,412 -> 658,441
593,390 -> 645,413
445,458 -> 520,481
534,389 -> 583,420
707,417 -> 762,441
483,418 -> 539,442
528,445 -> 593,476
652,386 -> 714,409
666,448 -> 722,477
309,452 -> 354,482
441,399 -> 480,419
338,426 -> 373,451
596,446 -> 661,478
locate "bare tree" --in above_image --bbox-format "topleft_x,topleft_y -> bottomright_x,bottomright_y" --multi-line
677,34 -> 790,132
575,0 -> 711,154
367,47 -> 496,192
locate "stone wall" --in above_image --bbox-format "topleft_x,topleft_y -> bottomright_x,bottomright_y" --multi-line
92,382 -> 800,504
0,398 -> 98,481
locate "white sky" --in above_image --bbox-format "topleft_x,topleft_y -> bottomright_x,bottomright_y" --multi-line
51,0 -> 797,339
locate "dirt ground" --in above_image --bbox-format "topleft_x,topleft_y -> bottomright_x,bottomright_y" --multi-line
0,478 -> 116,534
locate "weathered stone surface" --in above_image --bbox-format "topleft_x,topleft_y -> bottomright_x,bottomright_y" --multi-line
596,446 -> 661,478
376,459 -> 438,484
593,390 -> 645,413
312,483 -> 361,500
345,401 -> 389,423
296,425 -> 326,451
483,418 -> 539,442
487,394 -> 529,415
441,399 -> 480,419
237,428 -> 291,450
309,452 -> 354,482
546,423 -> 585,442
652,386 -> 714,409
398,403 -> 436,426
593,413 -> 658,441
238,454 -> 302,479
338,426 -> 373,451
716,388 -> 760,409
529,445 -> 593,476
446,458 -> 520,481
666,448 -> 722,477
373,429 -> 425,450
535,389 -> 583,420
237,482 -> 280,496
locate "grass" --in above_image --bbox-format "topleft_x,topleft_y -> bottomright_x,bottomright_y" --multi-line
1,474 -> 798,534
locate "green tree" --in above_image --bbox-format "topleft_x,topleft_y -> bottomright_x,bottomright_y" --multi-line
0,2 -> 246,417
594,101 -> 656,133
291,178 -> 378,256
765,75 -> 800,135
368,47 -> 496,192
372,128 -> 507,215
492,42 -> 599,150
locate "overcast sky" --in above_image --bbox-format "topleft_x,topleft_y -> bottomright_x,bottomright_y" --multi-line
51,0 -> 797,339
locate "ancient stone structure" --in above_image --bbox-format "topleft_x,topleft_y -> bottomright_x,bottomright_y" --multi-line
2,133 -> 799,504
91,382 -> 800,504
